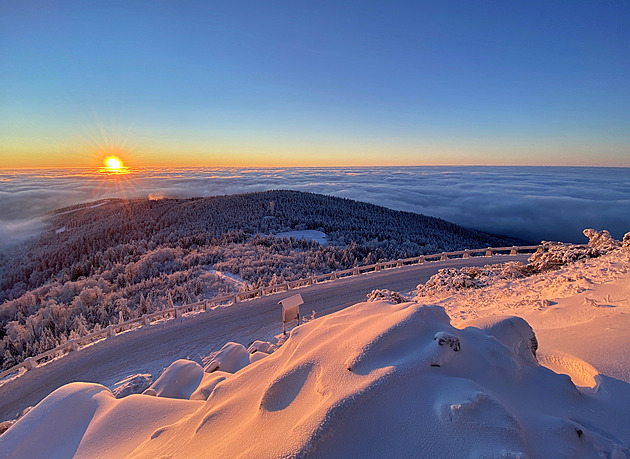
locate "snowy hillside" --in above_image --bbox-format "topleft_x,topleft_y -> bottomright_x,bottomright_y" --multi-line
0,231 -> 629,457
0,190 -> 523,372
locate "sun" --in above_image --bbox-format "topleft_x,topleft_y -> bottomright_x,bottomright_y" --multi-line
105,156 -> 123,170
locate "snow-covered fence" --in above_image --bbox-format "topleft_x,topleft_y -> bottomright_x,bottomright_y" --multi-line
0,244 -> 543,382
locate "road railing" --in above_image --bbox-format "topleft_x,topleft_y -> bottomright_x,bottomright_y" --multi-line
0,244 -> 544,381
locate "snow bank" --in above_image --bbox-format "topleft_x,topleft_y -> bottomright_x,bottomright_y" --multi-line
0,382 -> 201,458
122,301 -> 627,458
414,229 -> 630,385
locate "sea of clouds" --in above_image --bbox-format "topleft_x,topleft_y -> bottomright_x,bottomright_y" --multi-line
1,166 -> 628,248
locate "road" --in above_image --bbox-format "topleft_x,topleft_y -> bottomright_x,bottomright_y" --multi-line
0,254 -> 529,421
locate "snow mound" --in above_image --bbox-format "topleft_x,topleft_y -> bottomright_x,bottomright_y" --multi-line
203,342 -> 251,374
143,359 -> 203,400
459,316 -> 538,366
247,340 -> 278,354
126,301 -> 628,458
0,382 -> 200,458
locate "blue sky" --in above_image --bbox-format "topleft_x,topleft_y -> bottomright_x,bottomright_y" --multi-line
1,1 -> 629,167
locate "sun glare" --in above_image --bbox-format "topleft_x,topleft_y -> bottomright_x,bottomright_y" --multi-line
106,156 -> 122,170
99,155 -> 130,175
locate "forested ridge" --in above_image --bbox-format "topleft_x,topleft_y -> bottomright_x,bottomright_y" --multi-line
0,190 -> 523,369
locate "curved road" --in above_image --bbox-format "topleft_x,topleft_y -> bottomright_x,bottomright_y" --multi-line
0,254 -> 529,421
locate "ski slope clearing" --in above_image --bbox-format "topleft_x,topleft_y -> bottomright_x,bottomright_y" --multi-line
2,244 -> 630,457
274,229 -> 328,245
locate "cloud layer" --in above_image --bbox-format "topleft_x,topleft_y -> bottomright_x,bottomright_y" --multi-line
1,166 -> 628,246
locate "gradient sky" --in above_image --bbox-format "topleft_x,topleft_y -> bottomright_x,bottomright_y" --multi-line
1,1 -> 629,168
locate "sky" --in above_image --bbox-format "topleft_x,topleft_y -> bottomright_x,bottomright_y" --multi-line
1,166 -> 628,247
1,1 -> 629,168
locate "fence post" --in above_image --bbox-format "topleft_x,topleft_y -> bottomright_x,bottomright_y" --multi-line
203,299 -> 208,311
396,260 -> 402,268
330,272 -> 337,280
174,307 -> 181,318
440,252 -> 447,261
485,247 -> 493,257
107,325 -> 115,337
510,246 -> 518,255
537,245 -> 544,253
375,263 -> 381,271
463,249 -> 470,259
142,314 -> 149,325
354,266 -> 359,275
68,340 -> 78,352
419,255 -> 425,264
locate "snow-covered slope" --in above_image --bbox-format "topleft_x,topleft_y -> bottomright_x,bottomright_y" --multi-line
1,243 -> 629,457
417,235 -> 630,385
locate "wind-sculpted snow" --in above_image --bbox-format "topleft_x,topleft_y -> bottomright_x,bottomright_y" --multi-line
2,300 -> 629,458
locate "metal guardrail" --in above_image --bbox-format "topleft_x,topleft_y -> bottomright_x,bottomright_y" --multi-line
0,244 -> 544,381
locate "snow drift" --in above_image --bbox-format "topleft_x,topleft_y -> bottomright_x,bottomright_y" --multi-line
2,298 -> 629,458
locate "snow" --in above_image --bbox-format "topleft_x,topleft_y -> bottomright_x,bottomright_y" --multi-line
206,268 -> 247,289
274,229 -> 328,245
202,342 -> 251,374
417,243 -> 630,385
0,382 -> 201,458
1,246 -> 630,457
142,359 -> 203,399
111,374 -> 152,399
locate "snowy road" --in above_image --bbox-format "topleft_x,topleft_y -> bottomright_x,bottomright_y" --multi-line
0,254 -> 529,421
